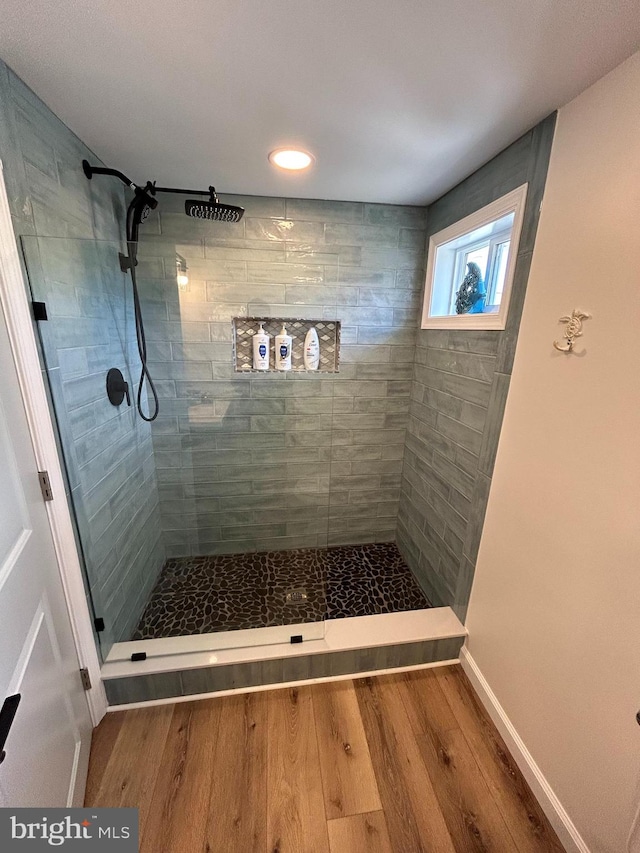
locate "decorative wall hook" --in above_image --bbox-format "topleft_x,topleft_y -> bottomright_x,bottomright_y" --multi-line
553,309 -> 591,353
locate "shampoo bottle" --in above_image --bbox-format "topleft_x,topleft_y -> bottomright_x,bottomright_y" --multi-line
275,323 -> 292,371
303,327 -> 320,370
252,321 -> 270,370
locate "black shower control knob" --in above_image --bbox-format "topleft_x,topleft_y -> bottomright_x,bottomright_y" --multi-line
106,368 -> 131,407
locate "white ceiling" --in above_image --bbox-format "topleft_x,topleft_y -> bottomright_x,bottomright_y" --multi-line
1,1 -> 638,205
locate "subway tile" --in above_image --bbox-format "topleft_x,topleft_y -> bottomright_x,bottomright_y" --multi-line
355,363 -> 413,381
174,379 -> 250,398
425,347 -> 495,383
357,326 -> 416,346
435,412 -> 483,455
398,228 -> 427,250
338,268 -> 396,288
358,288 -> 417,308
455,446 -> 479,478
251,414 -> 332,432
205,239 -> 286,263
221,194 -> 286,219
324,222 -> 399,248
395,269 -> 425,290
104,672 -> 182,704
478,372 -> 511,477
390,345 -> 416,364
352,398 -> 409,415
333,306 -> 395,326
351,459 -> 402,476
446,330 -> 500,355
285,198 -> 364,223
147,361 -> 213,381
285,284 -> 338,305
463,472 -> 492,563
340,345 -> 391,364
244,217 -> 324,243
495,251 -> 533,374
160,211 -> 246,239
453,557 -> 476,623
206,282 -> 286,303
247,261 -> 325,284
145,321 -> 211,342
364,203 -> 427,228
392,308 -> 418,327
171,342 -> 232,362
431,450 -> 475,500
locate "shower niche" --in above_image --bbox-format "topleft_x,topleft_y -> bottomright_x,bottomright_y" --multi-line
232,317 -> 341,373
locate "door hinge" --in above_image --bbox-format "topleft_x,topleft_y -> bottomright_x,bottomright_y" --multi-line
79,668 -> 92,691
38,471 -> 53,502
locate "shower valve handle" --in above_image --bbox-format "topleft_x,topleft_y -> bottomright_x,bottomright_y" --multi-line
106,368 -> 131,408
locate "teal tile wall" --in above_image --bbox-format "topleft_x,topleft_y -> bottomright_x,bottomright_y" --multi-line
0,59 -> 165,650
396,114 -> 557,621
137,194 -> 427,554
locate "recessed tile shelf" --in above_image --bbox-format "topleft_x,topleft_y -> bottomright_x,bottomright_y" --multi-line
232,317 -> 341,373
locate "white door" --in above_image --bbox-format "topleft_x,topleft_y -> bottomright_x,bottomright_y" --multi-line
0,288 -> 93,807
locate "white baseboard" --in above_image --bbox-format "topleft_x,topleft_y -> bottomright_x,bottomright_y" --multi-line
459,647 -> 589,853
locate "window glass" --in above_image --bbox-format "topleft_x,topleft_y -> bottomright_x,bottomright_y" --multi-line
423,184 -> 527,329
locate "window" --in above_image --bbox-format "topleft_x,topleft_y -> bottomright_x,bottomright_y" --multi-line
421,184 -> 528,330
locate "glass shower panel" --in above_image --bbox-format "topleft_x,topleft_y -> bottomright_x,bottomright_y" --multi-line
22,234 -> 339,661
22,236 -> 163,662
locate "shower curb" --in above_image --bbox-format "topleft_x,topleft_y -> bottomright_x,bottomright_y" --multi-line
103,634 -> 465,706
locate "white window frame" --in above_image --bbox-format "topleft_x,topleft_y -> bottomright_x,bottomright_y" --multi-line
421,183 -> 528,330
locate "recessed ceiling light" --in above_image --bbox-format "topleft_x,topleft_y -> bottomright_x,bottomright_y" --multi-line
268,148 -> 314,171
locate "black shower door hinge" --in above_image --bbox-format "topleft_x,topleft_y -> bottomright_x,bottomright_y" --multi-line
32,301 -> 48,321
94,617 -> 105,633
118,252 -> 133,273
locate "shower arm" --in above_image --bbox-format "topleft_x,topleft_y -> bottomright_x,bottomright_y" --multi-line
82,160 -> 217,202
147,184 -> 218,200
82,160 -> 158,209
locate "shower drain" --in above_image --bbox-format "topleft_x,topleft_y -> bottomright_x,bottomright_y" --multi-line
285,589 -> 308,605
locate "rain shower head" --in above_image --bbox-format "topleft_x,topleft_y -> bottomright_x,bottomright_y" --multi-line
185,195 -> 244,223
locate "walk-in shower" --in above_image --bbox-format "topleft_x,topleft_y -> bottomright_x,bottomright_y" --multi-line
22,169 -> 434,671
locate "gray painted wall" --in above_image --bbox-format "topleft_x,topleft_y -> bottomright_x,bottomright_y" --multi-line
0,59 -> 165,651
137,194 -> 427,554
396,114 -> 557,620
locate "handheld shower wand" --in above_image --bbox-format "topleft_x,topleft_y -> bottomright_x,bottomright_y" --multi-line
83,159 -> 244,421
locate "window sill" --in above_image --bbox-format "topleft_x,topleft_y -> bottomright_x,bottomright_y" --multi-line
421,313 -> 506,330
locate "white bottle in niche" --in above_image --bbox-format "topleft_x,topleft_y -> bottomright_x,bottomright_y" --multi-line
275,323 -> 292,370
252,321 -> 270,370
303,327 -> 320,370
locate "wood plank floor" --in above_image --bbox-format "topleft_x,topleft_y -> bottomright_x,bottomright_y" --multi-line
86,665 -> 564,853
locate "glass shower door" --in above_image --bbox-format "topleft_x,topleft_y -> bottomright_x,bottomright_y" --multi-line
22,236 -> 164,662
22,233 -> 340,662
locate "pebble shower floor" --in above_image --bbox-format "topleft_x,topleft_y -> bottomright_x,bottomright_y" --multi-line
132,542 -> 431,640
